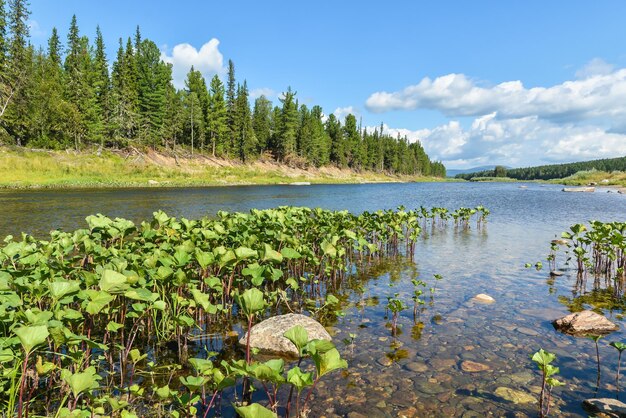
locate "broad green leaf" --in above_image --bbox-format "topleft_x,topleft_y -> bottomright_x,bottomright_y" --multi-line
611,342 -> 626,352
531,349 -> 556,367
287,366 -> 313,392
235,246 -> 257,260
321,240 -> 337,258
237,288 -> 266,316
61,366 -> 102,398
280,247 -> 301,259
14,325 -> 49,353
99,270 -> 129,294
124,288 -> 158,302
234,403 -> 277,418
284,325 -> 308,355
85,290 -> 114,315
263,244 -> 283,263
180,375 -> 206,392
312,347 -> 347,377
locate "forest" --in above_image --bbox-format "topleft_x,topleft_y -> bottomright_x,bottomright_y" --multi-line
0,0 -> 446,177
455,156 -> 626,181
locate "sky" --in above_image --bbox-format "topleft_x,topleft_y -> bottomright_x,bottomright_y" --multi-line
27,1 -> 626,169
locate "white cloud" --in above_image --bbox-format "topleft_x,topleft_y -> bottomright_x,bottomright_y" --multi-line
364,59 -> 626,168
250,88 -> 276,100
365,66 -> 626,125
333,106 -> 359,121
160,39 -> 225,89
575,58 -> 614,79
376,116 -> 626,169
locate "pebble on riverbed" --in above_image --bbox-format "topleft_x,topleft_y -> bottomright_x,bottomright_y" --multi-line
472,293 -> 495,303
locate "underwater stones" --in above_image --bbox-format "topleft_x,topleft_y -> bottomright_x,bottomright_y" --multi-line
495,387 -> 536,404
473,293 -> 495,303
239,313 -> 331,357
553,310 -> 619,336
461,360 -> 491,372
405,361 -> 428,373
583,398 -> 626,417
516,327 -> 540,336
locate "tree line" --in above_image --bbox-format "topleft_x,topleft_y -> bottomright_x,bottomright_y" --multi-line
0,1 -> 445,177
455,156 -> 626,180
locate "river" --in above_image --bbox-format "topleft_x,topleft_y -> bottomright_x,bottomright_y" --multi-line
1,182 -> 625,416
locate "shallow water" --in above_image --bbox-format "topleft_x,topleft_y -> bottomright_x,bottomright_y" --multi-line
1,182 -> 625,416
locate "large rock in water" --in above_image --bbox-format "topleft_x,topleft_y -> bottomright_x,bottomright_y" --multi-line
239,313 -> 331,357
553,310 -> 619,336
583,398 -> 626,417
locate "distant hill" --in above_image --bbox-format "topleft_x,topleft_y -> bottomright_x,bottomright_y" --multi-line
446,165 -> 504,177
455,156 -> 626,180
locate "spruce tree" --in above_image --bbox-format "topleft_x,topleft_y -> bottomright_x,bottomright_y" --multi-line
252,95 -> 271,154
137,39 -> 170,148
225,59 -> 236,155
92,26 -> 110,145
277,87 -> 298,161
207,74 -> 227,156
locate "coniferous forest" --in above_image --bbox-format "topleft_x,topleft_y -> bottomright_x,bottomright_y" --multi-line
455,156 -> 626,181
0,1 -> 446,177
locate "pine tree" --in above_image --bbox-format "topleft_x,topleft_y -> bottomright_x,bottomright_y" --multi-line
2,0 -> 30,142
92,26 -> 110,145
137,39 -> 170,148
277,86 -> 298,161
0,0 -> 7,72
252,95 -> 271,154
325,113 -> 344,167
234,81 -> 255,162
225,59 -> 236,155
207,74 -> 227,156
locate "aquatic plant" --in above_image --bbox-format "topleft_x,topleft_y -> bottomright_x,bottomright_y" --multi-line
531,349 -> 565,418
610,341 -> 626,394
587,334 -> 603,391
386,293 -> 407,336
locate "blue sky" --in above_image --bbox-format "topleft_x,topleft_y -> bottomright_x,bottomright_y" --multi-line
29,1 -> 626,168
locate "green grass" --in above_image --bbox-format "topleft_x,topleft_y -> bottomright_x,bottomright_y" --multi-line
552,169 -> 626,187
0,147 -> 448,188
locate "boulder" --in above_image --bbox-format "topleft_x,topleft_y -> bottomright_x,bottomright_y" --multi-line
553,310 -> 619,336
239,313 -> 331,357
583,398 -> 626,417
147,179 -> 159,185
472,294 -> 495,304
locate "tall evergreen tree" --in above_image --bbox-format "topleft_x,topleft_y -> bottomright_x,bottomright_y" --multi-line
207,74 -> 227,156
137,39 -> 170,148
252,95 -> 271,154
0,0 -> 7,72
92,26 -> 110,144
276,87 -> 298,161
225,59 -> 236,154
234,81 -> 255,162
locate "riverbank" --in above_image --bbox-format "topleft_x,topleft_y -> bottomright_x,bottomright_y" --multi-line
0,147 -> 448,188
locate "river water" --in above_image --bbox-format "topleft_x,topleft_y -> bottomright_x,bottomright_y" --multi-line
1,182 -> 625,416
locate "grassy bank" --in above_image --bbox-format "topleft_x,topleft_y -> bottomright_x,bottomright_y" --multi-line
551,169 -> 626,187
0,147 -> 448,188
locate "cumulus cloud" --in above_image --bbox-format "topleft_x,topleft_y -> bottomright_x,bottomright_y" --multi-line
333,106 -> 359,121
376,115 -> 626,169
365,67 -> 626,125
364,59 -> 626,168
160,39 -> 224,89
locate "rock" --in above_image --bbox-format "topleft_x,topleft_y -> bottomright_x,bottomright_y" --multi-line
583,398 -> 626,417
516,327 -> 540,336
551,239 -> 569,245
495,387 -> 536,404
404,362 -> 428,373
553,310 -> 619,336
376,356 -> 393,367
550,270 -> 564,276
239,313 -> 331,357
147,179 -> 159,185
562,187 -> 595,192
461,360 -> 490,372
472,293 -> 495,304
462,360 -> 493,373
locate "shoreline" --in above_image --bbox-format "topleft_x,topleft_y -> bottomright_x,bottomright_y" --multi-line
0,146 -> 453,190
